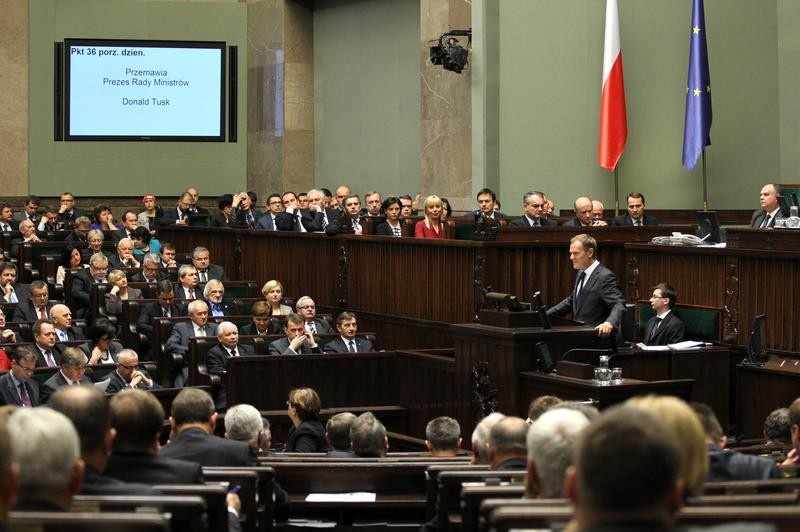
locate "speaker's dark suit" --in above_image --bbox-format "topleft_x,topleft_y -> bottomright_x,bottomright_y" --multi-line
611,213 -> 659,226
105,452 -> 203,485
750,209 -> 782,228
268,337 -> 322,355
11,300 -> 54,323
547,264 -> 625,328
160,427 -> 259,467
642,311 -> 685,346
136,301 -> 186,337
207,343 -> 254,376
40,370 -> 93,404
507,216 -> 557,228
0,373 -> 40,407
324,336 -> 374,353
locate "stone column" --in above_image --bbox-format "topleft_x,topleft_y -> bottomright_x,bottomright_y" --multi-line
0,0 -> 29,196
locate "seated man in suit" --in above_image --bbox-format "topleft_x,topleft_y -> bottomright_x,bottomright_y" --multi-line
306,188 -> 339,230
14,194 -> 41,224
40,346 -> 92,404
276,191 -> 324,232
128,253 -> 167,296
0,262 -> 29,304
71,252 -> 109,320
203,280 -> 235,317
350,412 -> 388,457
9,219 -> 41,259
159,192 -> 193,226
0,347 -> 40,407
325,194 -> 365,235
612,192 -> 659,226
637,283 -> 685,347
64,216 -> 91,247
591,200 -> 608,225
751,182 -> 784,228
239,300 -> 282,336
424,416 -> 462,457
104,349 -> 158,395
324,311 -> 374,353
231,191 -> 260,228
56,191 -> 86,225
191,246 -> 227,283
691,402 -> 779,481
136,279 -> 185,339
0,202 -> 17,232
50,304 -> 85,342
175,264 -> 201,300
296,296 -> 334,335
111,210 -> 139,242
325,412 -> 356,458
561,196 -> 597,227
161,388 -> 258,466
166,300 -> 218,387
269,313 -> 322,355
486,416 -> 529,470
463,188 -> 508,221
9,407 -> 84,512
547,234 -> 625,339
508,191 -> 557,228
48,384 -> 155,495
31,319 -> 63,368
207,322 -> 254,408
255,193 -> 284,231
105,389 -> 203,484
185,186 -> 210,215
159,242 -> 178,269
11,280 -> 52,322
108,237 -> 141,269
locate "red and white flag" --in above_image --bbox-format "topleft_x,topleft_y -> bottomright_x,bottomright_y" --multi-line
598,0 -> 627,171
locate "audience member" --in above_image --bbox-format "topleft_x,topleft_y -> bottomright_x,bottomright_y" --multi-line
159,242 -> 178,268
637,283 -> 685,346
192,245 -> 228,282
751,183 -> 784,228
465,188 -> 508,220
325,311 -> 374,353
130,252 -> 164,284
71,252 -> 109,319
414,195 -> 445,239
207,321 -> 253,409
286,387 -> 328,452
508,191 -> 556,228
175,264 -> 200,300
160,192 -> 193,226
239,300 -> 281,336
105,349 -> 158,395
525,408 -> 589,498
470,412 -> 505,465
591,199 -> 607,225
9,407 -> 83,511
90,204 -> 120,232
204,280 -> 234,317
0,263 -> 28,304
104,268 -> 144,318
31,319 -> 63,368
166,299 -> 217,386
261,280 -> 292,317
64,216 -> 91,247
325,412 -> 356,457
11,280 -> 52,322
255,193 -> 284,231
137,193 -> 161,230
211,194 -> 234,228
486,416 -> 529,470
8,219 -> 41,259
276,191 -> 323,232
325,194 -> 364,235
612,192 -> 659,226
425,416 -> 462,456
131,225 -> 161,258
561,196 -> 594,227
231,191 -> 260,228
350,411 -> 388,457
782,397 -> 800,466
296,296 -> 334,334
40,346 -> 91,404
526,394 -> 562,423
14,194 -> 40,223
57,192 -> 86,224
364,191 -> 382,217
50,304 -> 84,342
112,210 -> 139,242
136,279 -> 185,339
0,348 -> 40,407
80,319 -> 123,365
225,404 -> 271,451
763,407 -> 791,448
375,196 -> 403,237
269,313 -> 322,355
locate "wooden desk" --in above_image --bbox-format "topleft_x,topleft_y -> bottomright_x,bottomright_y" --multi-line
736,354 -> 800,438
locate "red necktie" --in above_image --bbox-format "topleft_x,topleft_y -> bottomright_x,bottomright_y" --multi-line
18,383 -> 31,407
40,307 -> 47,319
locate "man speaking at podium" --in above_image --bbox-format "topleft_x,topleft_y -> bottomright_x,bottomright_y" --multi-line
547,234 -> 625,338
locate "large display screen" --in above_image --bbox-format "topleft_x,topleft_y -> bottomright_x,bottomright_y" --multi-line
64,39 -> 226,141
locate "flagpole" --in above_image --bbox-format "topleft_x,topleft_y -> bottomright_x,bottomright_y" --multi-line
701,150 -> 708,211
614,165 -> 620,216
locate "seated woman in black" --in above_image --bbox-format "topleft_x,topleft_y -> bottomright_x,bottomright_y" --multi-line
375,196 -> 403,237
285,387 -> 328,453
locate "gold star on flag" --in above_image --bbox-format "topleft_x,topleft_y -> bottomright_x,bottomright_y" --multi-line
706,85 -> 711,93
693,88 -> 701,96
693,26 -> 701,35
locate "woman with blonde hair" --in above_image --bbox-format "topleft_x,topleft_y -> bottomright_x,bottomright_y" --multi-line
625,395 -> 709,497
104,269 -> 143,318
414,194 -> 444,239
261,280 -> 292,317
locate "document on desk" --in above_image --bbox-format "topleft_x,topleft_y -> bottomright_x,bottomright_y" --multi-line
305,492 -> 377,502
639,345 -> 670,351
667,340 -> 708,350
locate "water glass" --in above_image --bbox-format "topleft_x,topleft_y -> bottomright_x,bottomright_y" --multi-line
611,367 -> 623,384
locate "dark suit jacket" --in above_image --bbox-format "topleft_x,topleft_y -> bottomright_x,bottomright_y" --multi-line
642,311 -> 685,345
71,268 -> 104,318
104,369 -> 158,395
751,208 -> 782,228
136,301 -> 186,337
305,317 -> 334,335
268,337 -> 322,355
507,216 -> 557,228
706,444 -> 780,481
611,213 -> 659,226
0,373 -> 40,407
207,300 -> 236,318
197,264 -> 227,282
160,428 -> 259,467
463,210 -> 509,220
560,217 -> 592,227
81,464 -> 157,496
40,370 -> 93,404
165,321 -> 219,355
108,253 -> 139,269
254,212 -> 277,230
239,321 -> 282,336
547,263 -> 625,328
375,221 -> 402,236
111,228 -> 134,243
159,207 -> 190,226
33,344 -> 64,368
3,282 -> 30,304
11,300 -> 54,323
55,325 -> 85,342
324,336 -> 374,353
105,451 -> 203,485
232,207 -> 260,228
207,342 -> 254,375
56,207 -> 86,224
129,271 -> 169,284
275,209 -> 324,232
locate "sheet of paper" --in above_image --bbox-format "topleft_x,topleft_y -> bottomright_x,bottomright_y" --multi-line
305,492 -> 377,502
639,345 -> 670,351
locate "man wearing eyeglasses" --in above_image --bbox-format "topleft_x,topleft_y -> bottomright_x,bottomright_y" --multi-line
71,252 -> 109,319
0,347 -> 40,407
296,296 -> 333,335
166,300 -> 218,387
637,283 -> 685,347
159,192 -> 193,226
40,347 -> 92,404
255,193 -> 284,231
56,192 -> 86,224
508,191 -> 557,228
105,349 -> 158,395
11,280 -> 52,323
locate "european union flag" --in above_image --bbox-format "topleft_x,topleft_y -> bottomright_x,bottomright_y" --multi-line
682,0 -> 712,170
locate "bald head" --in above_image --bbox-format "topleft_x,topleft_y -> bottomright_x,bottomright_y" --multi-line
487,416 -> 529,469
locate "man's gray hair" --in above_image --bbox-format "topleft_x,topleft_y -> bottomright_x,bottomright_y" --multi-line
9,408 -> 80,500
471,412 -> 505,464
60,346 -> 88,368
178,264 -> 196,278
216,321 -> 237,338
142,253 -> 160,266
203,279 -> 224,298
527,408 -> 590,498
225,404 -> 263,443
116,348 -> 138,365
187,299 -> 208,315
350,412 -> 387,457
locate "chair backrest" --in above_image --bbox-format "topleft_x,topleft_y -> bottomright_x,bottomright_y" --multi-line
71,494 -> 206,532
152,483 -> 228,532
8,511 -> 170,531
203,466 -> 276,531
638,301 -> 723,342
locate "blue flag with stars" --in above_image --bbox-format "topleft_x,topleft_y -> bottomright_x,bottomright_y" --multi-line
682,0 -> 712,170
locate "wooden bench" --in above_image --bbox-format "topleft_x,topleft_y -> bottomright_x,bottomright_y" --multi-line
153,483 -> 229,532
434,469 -> 526,532
8,511 -> 170,531
19,240 -> 69,283
204,466 -> 277,531
71,494 -> 206,532
703,478 -> 800,494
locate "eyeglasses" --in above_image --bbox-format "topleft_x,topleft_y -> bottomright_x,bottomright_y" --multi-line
298,305 -> 315,310
17,365 -> 35,374
118,363 -> 137,370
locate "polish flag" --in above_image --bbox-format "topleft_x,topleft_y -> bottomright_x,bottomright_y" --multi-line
598,0 -> 627,171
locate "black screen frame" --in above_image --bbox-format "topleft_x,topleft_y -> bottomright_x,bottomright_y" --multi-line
62,38 -> 226,142
696,210 -> 721,243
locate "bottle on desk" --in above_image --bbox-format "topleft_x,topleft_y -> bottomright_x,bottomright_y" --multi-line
594,355 -> 612,385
